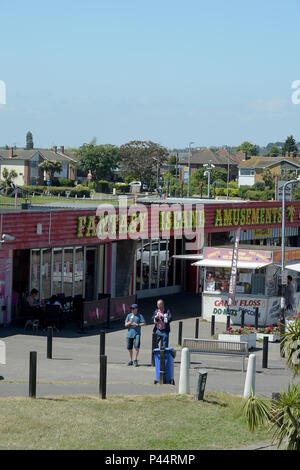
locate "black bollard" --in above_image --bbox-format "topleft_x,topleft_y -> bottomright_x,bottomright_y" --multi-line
255,308 -> 259,329
280,322 -> 285,358
99,355 -> 107,399
178,321 -> 183,346
241,310 -> 245,328
100,330 -> 106,356
151,332 -> 158,366
195,318 -> 199,339
226,315 -> 231,330
47,327 -> 53,359
262,336 -> 269,368
211,315 -> 215,336
29,351 -> 37,398
159,347 -> 165,385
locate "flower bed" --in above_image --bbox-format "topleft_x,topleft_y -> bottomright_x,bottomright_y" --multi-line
285,312 -> 300,328
218,326 -> 256,349
255,323 -> 281,342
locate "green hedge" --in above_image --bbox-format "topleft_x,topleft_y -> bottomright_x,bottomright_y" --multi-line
114,183 -> 131,193
22,185 -> 92,198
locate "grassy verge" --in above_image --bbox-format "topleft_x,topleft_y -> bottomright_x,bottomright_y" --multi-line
0,393 -> 270,450
0,195 -> 130,206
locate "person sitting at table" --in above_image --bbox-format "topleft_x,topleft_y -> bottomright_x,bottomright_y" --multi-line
26,289 -> 40,307
25,289 -> 44,326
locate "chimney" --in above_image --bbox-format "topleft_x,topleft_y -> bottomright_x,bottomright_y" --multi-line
60,145 -> 64,154
53,146 -> 57,153
10,147 -> 14,158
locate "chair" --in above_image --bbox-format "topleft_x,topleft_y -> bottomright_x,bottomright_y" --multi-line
45,304 -> 62,331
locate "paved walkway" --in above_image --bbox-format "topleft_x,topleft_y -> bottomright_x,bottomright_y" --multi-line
0,293 -> 294,450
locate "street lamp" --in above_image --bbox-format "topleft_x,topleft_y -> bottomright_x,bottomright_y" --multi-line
280,177 -> 300,315
188,141 -> 195,197
203,161 -> 215,198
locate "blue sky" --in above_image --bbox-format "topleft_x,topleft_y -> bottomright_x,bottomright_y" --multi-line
1,0 -> 300,149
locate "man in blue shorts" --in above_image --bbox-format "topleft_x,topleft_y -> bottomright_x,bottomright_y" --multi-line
125,304 -> 146,367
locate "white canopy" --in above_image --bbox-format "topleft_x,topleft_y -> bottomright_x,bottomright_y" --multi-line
192,259 -> 272,270
172,254 -> 203,260
280,262 -> 300,273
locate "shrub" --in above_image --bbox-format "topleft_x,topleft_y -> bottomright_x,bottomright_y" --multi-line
96,180 -> 113,193
214,179 -> 226,188
244,190 -> 267,201
114,183 -> 130,193
21,185 -> 91,198
253,182 -> 265,191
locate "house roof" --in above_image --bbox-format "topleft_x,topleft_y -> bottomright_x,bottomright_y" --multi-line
188,148 -> 238,166
238,156 -> 300,169
216,149 -> 244,164
0,148 -> 78,163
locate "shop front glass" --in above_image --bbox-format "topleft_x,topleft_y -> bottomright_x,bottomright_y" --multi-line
135,237 -> 182,292
30,245 -> 98,301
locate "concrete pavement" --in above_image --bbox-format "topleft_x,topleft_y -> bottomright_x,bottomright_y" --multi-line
0,293 -> 295,399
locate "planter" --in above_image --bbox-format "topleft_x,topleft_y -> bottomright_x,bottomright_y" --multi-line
256,333 -> 280,343
218,333 -> 256,349
286,320 -> 295,328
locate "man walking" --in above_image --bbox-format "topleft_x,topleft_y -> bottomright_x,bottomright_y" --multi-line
125,303 -> 146,367
152,299 -> 172,348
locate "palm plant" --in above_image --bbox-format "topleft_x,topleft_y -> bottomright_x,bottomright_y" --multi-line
38,160 -> 62,182
242,317 -> 300,449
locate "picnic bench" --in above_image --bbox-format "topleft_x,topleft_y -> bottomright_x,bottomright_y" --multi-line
182,338 -> 249,372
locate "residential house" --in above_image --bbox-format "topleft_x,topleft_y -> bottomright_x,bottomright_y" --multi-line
238,156 -> 300,187
180,148 -> 240,180
0,146 -> 80,186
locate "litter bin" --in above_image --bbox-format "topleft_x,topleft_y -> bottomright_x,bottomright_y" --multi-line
153,347 -> 175,385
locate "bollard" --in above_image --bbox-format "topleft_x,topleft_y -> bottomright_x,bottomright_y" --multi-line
195,318 -> 199,339
194,369 -> 208,400
159,347 -> 165,385
255,308 -> 259,329
29,351 -> 37,398
262,336 -> 268,369
151,332 -> 158,366
100,330 -> 106,356
211,315 -> 215,336
226,315 -> 231,330
99,355 -> 107,399
178,321 -> 183,346
243,354 -> 256,398
280,322 -> 285,358
47,327 -> 53,359
241,310 -> 245,328
178,347 -> 190,394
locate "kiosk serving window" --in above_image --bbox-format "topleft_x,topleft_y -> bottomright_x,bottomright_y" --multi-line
204,267 -> 265,295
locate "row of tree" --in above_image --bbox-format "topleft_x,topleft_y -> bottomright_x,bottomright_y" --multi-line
236,135 -> 299,158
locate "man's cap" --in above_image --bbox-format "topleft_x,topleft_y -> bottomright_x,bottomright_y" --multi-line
131,303 -> 138,309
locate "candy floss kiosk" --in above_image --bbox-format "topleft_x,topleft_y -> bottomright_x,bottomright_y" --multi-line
193,246 -> 300,326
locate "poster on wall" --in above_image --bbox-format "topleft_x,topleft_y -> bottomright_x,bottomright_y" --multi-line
110,295 -> 137,322
83,298 -> 109,326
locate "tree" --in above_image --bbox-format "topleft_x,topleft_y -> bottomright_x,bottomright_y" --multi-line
282,136 -> 298,157
26,131 -> 34,150
242,316 -> 300,450
118,140 -> 169,188
38,160 -> 62,182
0,168 -> 18,195
268,145 -> 280,158
262,169 -> 274,189
75,143 -> 119,182
236,141 -> 258,158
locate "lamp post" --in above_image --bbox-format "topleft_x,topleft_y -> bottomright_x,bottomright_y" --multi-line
226,148 -> 230,199
203,161 -> 215,198
188,141 -> 195,197
280,177 -> 300,315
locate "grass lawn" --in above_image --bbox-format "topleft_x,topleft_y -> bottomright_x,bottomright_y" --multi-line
0,393 -> 270,450
0,194 -> 127,207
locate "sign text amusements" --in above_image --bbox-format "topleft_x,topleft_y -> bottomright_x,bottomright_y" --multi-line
214,206 -> 296,228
